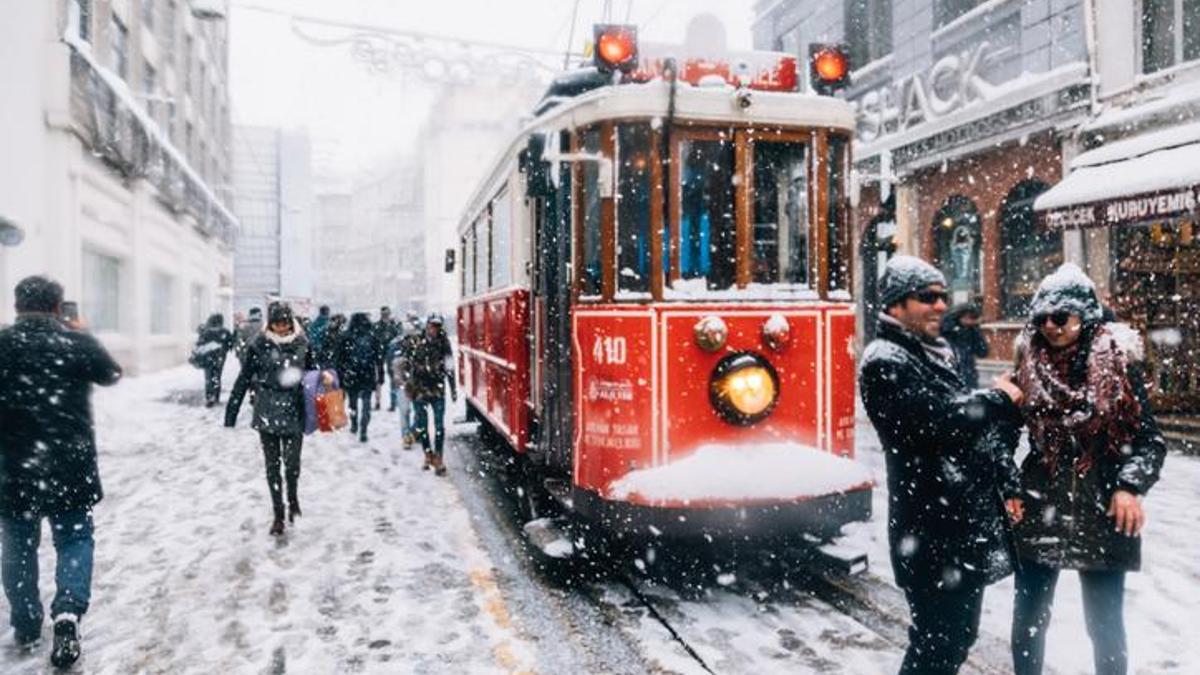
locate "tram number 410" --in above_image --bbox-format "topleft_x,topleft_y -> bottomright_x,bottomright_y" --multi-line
592,336 -> 628,365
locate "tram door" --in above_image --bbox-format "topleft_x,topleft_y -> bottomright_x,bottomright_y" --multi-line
527,133 -> 575,475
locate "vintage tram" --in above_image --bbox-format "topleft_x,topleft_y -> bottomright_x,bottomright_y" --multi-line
456,25 -> 872,544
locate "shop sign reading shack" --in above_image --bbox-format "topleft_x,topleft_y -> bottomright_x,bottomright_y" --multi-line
1042,185 -> 1200,229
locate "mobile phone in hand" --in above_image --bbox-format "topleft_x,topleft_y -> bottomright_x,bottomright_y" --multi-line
61,301 -> 80,323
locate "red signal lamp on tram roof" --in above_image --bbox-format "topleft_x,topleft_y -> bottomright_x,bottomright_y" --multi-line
594,24 -> 639,74
808,43 -> 850,95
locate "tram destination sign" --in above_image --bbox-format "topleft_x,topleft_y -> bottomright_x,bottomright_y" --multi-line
1040,184 -> 1200,230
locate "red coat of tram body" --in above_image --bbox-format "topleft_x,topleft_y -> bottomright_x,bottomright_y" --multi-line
456,39 -> 872,541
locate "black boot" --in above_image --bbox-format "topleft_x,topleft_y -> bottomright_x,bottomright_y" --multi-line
50,616 -> 80,669
269,518 -> 285,536
288,501 -> 302,523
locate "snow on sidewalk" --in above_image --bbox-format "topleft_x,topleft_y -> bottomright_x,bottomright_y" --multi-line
0,365 -> 536,674
844,420 -> 1199,675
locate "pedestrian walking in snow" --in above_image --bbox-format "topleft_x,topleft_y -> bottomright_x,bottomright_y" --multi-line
192,313 -> 234,407
335,312 -> 382,443
317,313 -> 346,369
307,305 -> 331,358
225,302 -> 319,536
941,303 -> 989,389
1009,264 -> 1167,675
405,313 -> 456,475
858,256 -> 1024,675
388,311 -> 423,449
373,306 -> 401,411
0,275 -> 122,668
234,307 -> 263,364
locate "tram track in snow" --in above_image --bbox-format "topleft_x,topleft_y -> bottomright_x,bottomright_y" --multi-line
450,424 -> 1037,674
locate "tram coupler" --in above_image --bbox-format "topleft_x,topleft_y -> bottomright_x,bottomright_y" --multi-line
523,516 -> 576,559
792,540 -> 869,576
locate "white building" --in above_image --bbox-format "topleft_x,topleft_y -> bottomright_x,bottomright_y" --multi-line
0,0 -> 237,375
311,157 -> 423,315
418,83 -> 541,322
231,126 -> 315,313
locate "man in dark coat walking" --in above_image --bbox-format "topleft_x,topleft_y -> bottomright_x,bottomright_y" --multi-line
373,306 -> 401,411
334,312 -> 382,443
193,313 -> 234,407
859,256 -> 1024,675
0,275 -> 122,668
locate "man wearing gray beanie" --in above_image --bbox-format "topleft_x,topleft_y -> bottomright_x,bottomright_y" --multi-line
859,255 -> 1025,674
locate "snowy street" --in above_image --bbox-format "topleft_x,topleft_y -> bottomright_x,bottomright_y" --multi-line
1,364 -> 1196,674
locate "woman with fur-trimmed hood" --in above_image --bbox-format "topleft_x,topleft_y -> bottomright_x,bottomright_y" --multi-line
1008,263 -> 1167,675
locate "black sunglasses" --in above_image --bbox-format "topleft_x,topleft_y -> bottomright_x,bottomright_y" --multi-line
1034,311 -> 1072,328
910,289 -> 949,305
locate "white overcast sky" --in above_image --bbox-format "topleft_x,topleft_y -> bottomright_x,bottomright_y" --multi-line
230,0 -> 755,178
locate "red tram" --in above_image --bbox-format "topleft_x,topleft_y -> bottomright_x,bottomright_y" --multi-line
456,26 -> 872,542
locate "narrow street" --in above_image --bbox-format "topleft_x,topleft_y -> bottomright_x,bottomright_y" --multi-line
2,364 -> 1196,674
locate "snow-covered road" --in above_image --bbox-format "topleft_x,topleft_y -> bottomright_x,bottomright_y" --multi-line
1,365 -> 539,674
2,365 -> 1195,674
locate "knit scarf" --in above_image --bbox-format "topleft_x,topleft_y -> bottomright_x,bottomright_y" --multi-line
1015,325 -> 1141,476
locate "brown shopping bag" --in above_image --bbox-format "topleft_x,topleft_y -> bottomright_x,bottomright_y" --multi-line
316,388 -> 349,432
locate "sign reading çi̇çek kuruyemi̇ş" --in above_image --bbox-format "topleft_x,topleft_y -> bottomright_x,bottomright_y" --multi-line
574,312 -> 655,489
1042,185 -> 1200,230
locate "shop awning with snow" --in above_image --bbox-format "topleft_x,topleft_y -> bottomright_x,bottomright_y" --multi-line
1035,121 -> 1200,229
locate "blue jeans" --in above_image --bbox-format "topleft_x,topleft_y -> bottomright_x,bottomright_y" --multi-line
413,397 -> 446,455
394,388 -> 413,436
1013,559 -> 1127,675
1,510 -> 95,638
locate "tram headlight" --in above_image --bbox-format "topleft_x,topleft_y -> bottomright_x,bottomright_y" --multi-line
709,353 -> 780,426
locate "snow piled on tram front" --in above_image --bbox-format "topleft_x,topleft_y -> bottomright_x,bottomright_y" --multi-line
607,443 -> 874,503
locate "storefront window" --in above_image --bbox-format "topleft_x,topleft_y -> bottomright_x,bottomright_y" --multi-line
679,137 -> 736,290
580,128 -> 603,296
846,0 -> 893,68
751,140 -> 808,285
83,248 -> 120,332
1142,0 -> 1200,73
935,0 -> 982,27
933,195 -> 982,306
1000,180 -> 1061,317
617,124 -> 657,294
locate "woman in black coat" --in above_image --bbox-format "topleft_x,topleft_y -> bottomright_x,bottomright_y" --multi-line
194,313 -> 233,407
225,303 -> 317,536
1010,264 -> 1167,675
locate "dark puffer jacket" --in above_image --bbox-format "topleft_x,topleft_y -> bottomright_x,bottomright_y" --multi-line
225,323 -> 314,436
1014,334 -> 1166,572
0,315 -> 122,517
859,318 -> 1022,591
335,314 -> 382,392
194,315 -> 233,370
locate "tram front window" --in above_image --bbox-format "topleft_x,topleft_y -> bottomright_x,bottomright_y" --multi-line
679,137 -> 736,290
752,141 -> 809,286
617,124 -> 656,294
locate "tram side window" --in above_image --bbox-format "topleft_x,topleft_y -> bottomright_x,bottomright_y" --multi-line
617,124 -> 656,294
752,141 -> 809,286
580,128 -> 603,296
679,137 -> 736,290
469,221 -> 479,295
459,236 -> 467,296
492,188 -> 512,288
827,135 -> 849,291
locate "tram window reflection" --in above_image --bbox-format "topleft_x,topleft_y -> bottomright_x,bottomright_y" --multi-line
679,138 -> 736,290
581,128 -> 603,296
828,135 -> 848,291
617,124 -> 656,294
751,141 -> 809,286
492,188 -> 512,288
